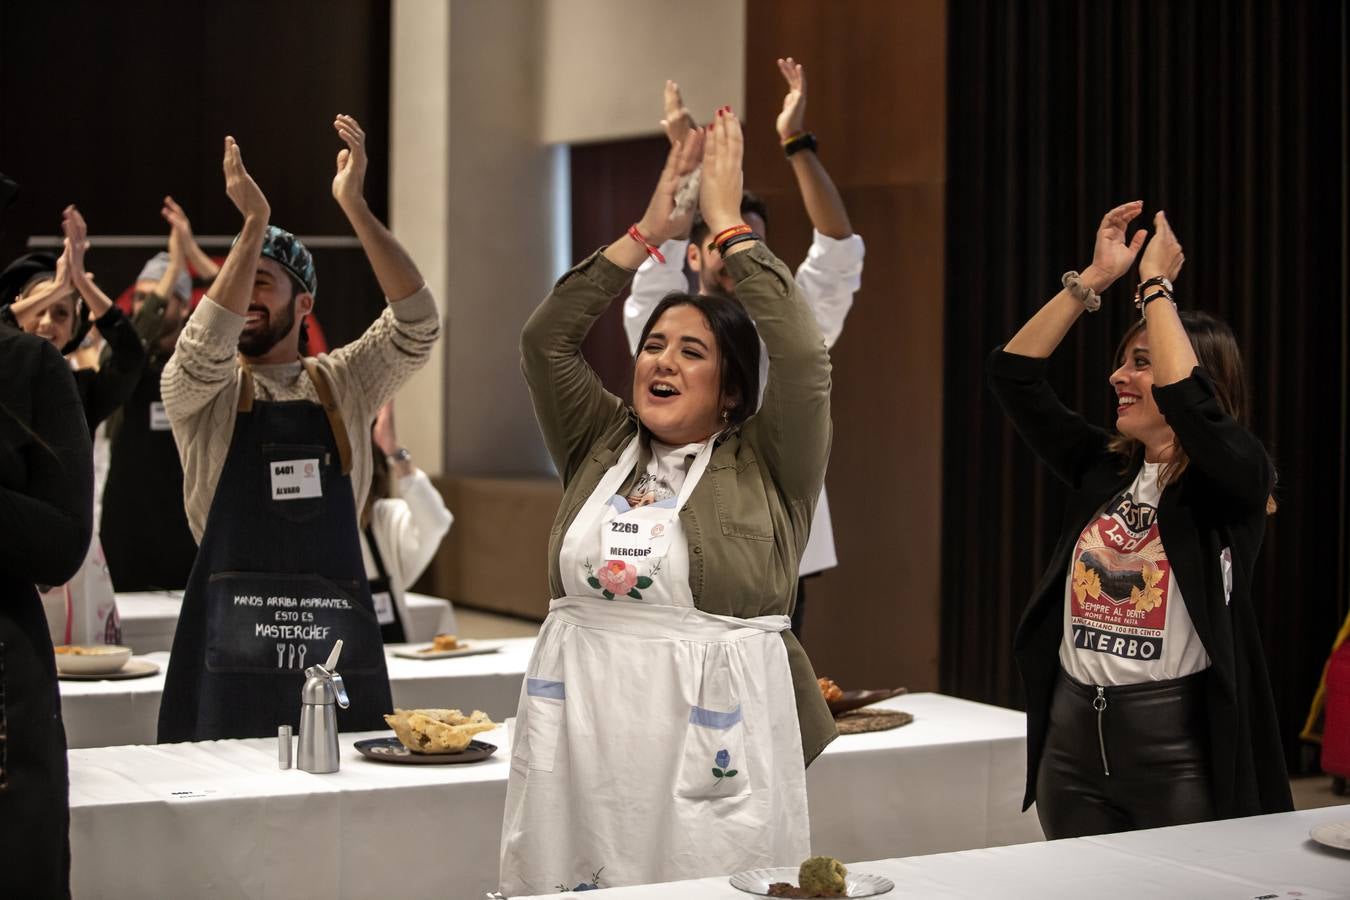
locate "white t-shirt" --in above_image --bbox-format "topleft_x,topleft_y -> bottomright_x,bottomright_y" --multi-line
1059,462 -> 1211,685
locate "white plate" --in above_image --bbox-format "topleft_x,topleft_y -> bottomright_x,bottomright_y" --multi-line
54,645 -> 133,675
1309,821 -> 1350,851
391,641 -> 503,661
58,658 -> 160,681
730,867 -> 894,897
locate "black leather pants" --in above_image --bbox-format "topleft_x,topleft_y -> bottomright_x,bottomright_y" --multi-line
1036,667 -> 1215,839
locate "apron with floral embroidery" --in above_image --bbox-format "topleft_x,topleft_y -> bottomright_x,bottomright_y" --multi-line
498,434 -> 809,896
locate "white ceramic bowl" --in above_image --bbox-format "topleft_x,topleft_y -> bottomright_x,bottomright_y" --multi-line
54,645 -> 133,675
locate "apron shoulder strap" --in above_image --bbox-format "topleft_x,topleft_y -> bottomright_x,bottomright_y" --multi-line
302,358 -> 354,476
364,523 -> 392,582
236,363 -> 255,413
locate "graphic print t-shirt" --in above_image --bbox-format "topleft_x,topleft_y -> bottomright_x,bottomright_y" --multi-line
1059,462 -> 1210,685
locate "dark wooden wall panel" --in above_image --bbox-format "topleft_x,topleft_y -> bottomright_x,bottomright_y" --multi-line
744,0 -> 947,691
0,0 -> 391,348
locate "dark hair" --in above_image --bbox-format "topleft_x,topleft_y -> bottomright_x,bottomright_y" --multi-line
635,291 -> 760,428
690,190 -> 771,248
1107,309 -> 1276,513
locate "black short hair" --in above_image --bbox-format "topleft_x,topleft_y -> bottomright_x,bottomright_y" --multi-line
635,291 -> 761,427
689,190 -> 771,248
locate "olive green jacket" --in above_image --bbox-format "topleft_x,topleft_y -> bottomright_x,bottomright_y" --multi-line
520,242 -> 837,765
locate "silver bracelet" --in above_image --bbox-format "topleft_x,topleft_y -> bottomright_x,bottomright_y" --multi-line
1062,271 -> 1101,312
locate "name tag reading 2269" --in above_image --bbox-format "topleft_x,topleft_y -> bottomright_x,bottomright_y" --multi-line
270,459 -> 323,501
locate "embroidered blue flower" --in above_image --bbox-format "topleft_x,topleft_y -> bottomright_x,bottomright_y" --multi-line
557,867 -> 605,892
712,748 -> 738,782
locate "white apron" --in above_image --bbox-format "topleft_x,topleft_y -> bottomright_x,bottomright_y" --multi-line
499,435 -> 809,896
39,535 -> 121,646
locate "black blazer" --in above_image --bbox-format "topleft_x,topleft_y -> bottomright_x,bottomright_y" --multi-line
987,347 -> 1293,818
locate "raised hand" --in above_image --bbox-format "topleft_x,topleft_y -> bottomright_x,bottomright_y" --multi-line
635,128 -> 705,246
775,57 -> 806,140
699,107 -> 745,236
60,204 -> 114,317
1138,210 -> 1185,283
332,114 -> 369,211
1082,201 -> 1146,291
61,205 -> 90,286
161,195 -> 192,241
162,195 -> 220,281
223,137 -> 270,223
660,80 -> 696,146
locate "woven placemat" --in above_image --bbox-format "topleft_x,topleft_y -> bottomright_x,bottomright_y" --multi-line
834,708 -> 914,735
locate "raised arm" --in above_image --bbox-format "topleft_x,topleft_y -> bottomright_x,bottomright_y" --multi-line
625,82 -> 702,352
332,114 -> 424,302
323,115 -> 439,411
524,134 -> 705,482
775,58 -> 852,240
1135,212 -> 1270,506
989,203 -> 1147,486
162,195 -> 220,286
1004,201 -> 1145,358
161,136 -> 270,423
705,108 -> 831,504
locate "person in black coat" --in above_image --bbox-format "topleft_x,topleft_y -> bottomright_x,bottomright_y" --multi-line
0,320 -> 94,898
987,202 -> 1293,839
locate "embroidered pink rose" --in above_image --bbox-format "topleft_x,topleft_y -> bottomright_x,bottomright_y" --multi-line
597,560 -> 638,595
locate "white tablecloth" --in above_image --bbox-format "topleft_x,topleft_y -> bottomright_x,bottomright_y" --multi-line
518,806 -> 1350,899
59,638 -> 537,748
116,590 -> 459,653
67,694 -> 1043,898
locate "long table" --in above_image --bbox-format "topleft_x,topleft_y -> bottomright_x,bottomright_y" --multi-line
517,806 -> 1350,899
59,638 -> 537,748
116,590 -> 459,653
67,694 -> 1043,898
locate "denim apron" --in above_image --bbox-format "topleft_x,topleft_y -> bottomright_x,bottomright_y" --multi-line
363,524 -> 407,643
157,361 -> 391,742
101,359 -> 198,591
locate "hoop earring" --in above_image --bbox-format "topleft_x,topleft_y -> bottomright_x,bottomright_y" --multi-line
721,408 -> 730,423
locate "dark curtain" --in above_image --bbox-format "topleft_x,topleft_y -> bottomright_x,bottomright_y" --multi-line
941,0 -> 1348,772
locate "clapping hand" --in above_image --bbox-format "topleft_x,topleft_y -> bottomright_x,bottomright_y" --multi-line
223,137 -> 270,223
699,107 -> 745,236
61,205 -> 90,289
1082,201 -> 1146,291
332,114 -> 369,212
635,128 -> 705,246
660,80 -> 697,146
1138,211 -> 1185,284
775,57 -> 807,141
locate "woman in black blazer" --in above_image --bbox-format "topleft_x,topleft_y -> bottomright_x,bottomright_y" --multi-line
988,202 -> 1293,839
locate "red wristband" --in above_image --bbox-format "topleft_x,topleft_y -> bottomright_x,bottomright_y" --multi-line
627,225 -> 666,264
